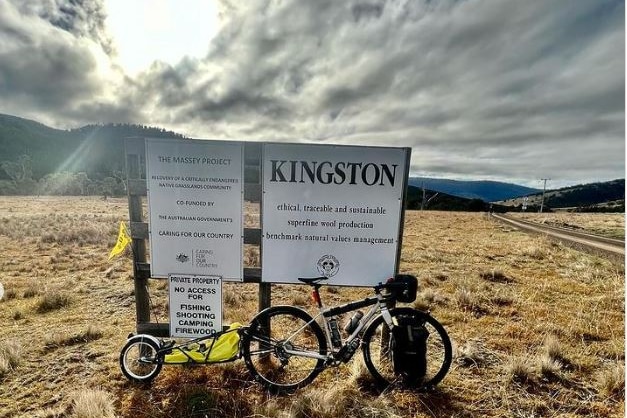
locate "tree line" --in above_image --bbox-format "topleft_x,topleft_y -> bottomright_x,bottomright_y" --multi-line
0,155 -> 126,196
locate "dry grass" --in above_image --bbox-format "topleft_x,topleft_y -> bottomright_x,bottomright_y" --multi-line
0,340 -> 22,378
69,388 -> 116,418
44,325 -> 104,349
509,212 -> 625,239
36,291 -> 72,313
0,198 -> 623,417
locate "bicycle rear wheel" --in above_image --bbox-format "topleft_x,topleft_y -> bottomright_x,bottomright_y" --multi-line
241,306 -> 327,393
362,307 -> 452,389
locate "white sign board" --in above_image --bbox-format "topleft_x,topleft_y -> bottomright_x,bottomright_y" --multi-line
168,274 -> 222,338
262,143 -> 409,286
146,138 -> 243,280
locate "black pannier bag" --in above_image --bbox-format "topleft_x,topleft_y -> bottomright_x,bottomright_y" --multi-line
391,312 -> 429,385
387,274 -> 418,303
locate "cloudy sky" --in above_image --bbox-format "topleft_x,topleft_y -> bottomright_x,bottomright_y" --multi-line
0,0 -> 624,188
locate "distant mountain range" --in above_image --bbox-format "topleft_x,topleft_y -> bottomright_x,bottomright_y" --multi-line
0,113 -> 623,211
408,177 -> 540,202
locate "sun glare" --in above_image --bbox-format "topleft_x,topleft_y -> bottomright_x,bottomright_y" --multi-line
106,0 -> 220,75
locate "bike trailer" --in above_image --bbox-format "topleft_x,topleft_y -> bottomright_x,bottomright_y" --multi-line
391,312 -> 429,385
164,323 -> 243,364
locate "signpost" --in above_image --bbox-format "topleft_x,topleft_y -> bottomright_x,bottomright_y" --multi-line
128,138 -> 410,337
145,139 -> 244,280
168,274 -> 222,338
261,143 -> 410,286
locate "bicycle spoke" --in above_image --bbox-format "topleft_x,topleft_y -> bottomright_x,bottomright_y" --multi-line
242,306 -> 327,392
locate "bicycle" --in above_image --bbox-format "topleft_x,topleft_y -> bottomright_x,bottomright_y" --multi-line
239,275 -> 453,393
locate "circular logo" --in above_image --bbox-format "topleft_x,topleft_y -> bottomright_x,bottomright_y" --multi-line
317,255 -> 340,278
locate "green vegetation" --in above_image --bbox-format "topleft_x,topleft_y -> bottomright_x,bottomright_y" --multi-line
0,113 -> 184,196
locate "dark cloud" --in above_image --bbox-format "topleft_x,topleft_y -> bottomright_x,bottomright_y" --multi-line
14,0 -> 114,53
0,0 -> 623,187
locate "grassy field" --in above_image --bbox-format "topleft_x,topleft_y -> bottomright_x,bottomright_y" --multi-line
508,212 -> 625,240
0,197 -> 623,417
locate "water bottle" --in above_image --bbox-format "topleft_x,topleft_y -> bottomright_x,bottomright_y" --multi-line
329,318 -> 342,348
344,310 -> 364,334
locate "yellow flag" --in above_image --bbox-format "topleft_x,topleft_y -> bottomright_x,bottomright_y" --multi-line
109,221 -> 132,260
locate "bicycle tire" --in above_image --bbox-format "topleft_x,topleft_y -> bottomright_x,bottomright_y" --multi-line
119,337 -> 163,383
362,307 -> 452,389
241,305 -> 328,393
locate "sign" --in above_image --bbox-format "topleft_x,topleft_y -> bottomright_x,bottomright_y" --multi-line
168,274 -> 222,338
146,138 -> 244,280
261,143 -> 410,286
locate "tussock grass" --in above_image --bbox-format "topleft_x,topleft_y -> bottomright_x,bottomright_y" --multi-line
454,286 -> 488,315
287,386 -> 402,418
479,269 -> 514,283
44,325 -> 104,348
69,388 -> 116,418
11,309 -> 25,320
489,289 -> 514,306
455,339 -> 496,367
223,289 -> 240,306
505,355 -> 537,384
36,291 -> 72,313
0,340 -> 22,378
23,281 -> 39,298
414,287 -> 447,311
542,334 -> 567,363
597,364 -> 625,399
2,287 -> 17,301
538,353 -> 563,382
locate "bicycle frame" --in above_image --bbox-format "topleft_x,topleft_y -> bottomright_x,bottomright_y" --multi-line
279,288 -> 394,362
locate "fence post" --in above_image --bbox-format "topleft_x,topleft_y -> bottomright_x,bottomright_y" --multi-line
125,138 -> 151,329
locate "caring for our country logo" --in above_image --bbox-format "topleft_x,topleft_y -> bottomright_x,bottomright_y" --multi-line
317,255 -> 340,278
176,253 -> 189,263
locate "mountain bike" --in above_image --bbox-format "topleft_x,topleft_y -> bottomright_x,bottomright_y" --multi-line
239,275 -> 453,393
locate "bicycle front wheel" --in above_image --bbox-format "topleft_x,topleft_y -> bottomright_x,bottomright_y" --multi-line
241,306 -> 328,393
362,307 -> 452,389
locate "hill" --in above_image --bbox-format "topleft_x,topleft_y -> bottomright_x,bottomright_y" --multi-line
0,114 -> 185,195
496,179 -> 625,212
405,186 -> 511,212
408,177 -> 540,202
